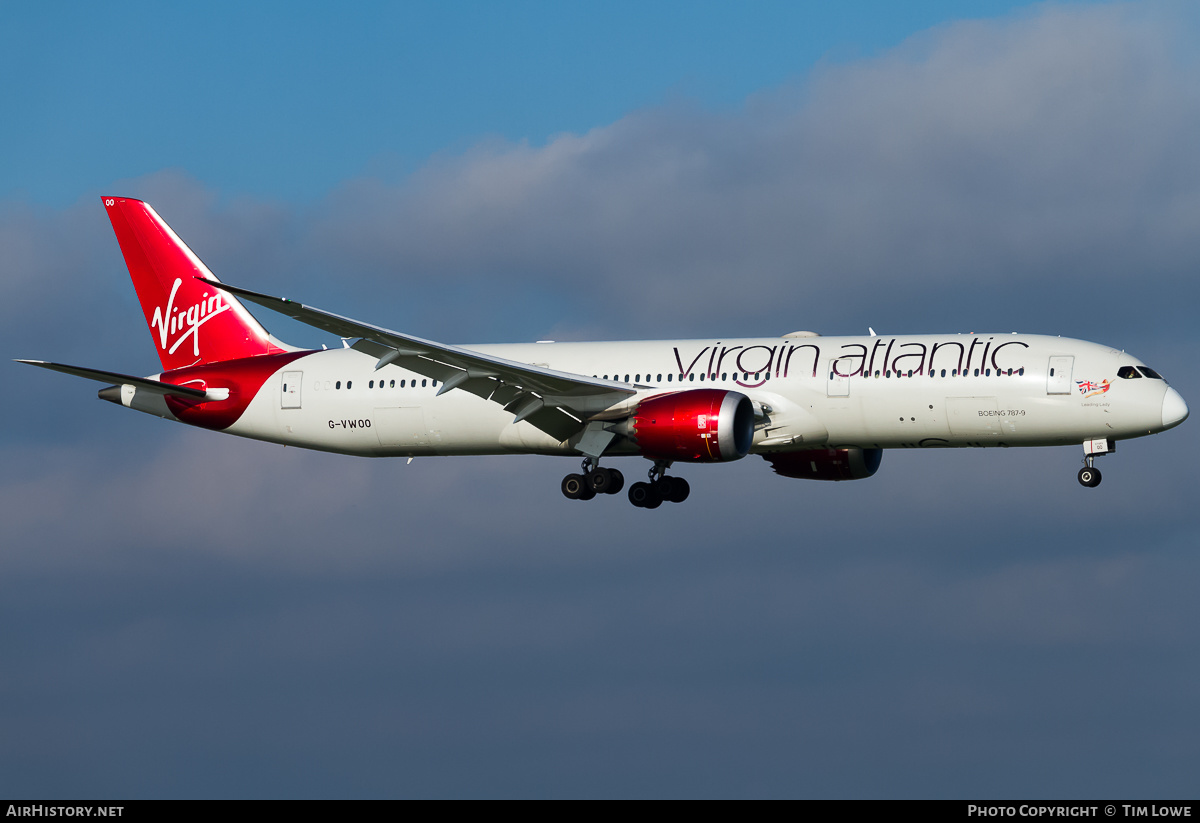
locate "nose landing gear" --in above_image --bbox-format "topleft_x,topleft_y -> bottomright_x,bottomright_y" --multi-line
1078,438 -> 1114,488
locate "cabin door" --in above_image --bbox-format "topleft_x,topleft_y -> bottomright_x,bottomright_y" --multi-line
281,371 -> 303,409
826,358 -> 851,397
1046,356 -> 1074,395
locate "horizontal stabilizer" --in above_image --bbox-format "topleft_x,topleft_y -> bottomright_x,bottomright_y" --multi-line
15,360 -> 208,399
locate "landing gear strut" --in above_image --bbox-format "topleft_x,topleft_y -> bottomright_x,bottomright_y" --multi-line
561,457 -> 624,501
628,461 -> 690,509
1078,439 -> 1113,488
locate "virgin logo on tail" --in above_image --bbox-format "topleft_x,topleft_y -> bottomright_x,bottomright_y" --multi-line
150,278 -> 231,357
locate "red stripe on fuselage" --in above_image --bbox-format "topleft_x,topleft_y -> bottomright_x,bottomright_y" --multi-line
162,351 -> 313,430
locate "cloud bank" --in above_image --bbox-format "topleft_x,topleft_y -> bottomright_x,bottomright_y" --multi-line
3,3 -> 1199,798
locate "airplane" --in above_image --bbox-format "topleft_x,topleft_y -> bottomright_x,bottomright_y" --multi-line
18,197 -> 1190,508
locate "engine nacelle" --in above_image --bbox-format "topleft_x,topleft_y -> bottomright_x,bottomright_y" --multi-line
763,447 -> 883,481
629,389 -> 755,462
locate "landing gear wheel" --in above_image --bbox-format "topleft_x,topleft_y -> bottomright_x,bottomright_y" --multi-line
588,467 -> 614,494
562,473 -> 587,499
651,475 -> 690,503
1078,467 -> 1102,488
606,468 -> 625,495
668,476 -> 689,503
628,481 -> 662,509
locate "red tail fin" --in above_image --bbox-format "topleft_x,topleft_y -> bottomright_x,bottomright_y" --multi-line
103,196 -> 287,371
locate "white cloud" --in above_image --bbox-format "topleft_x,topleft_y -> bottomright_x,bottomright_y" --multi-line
298,4 -> 1200,338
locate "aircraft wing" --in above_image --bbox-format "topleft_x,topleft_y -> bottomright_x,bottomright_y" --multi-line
202,279 -> 636,442
16,360 -> 209,399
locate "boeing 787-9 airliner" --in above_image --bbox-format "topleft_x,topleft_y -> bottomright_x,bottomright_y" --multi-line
19,197 -> 1190,508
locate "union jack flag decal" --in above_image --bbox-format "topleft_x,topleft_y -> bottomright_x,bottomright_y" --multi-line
1077,379 -> 1111,398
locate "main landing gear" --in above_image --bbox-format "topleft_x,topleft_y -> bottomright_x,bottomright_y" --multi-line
561,457 -> 625,501
560,459 -> 690,508
627,462 -> 690,509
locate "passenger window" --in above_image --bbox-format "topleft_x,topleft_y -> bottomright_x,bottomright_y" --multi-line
422,379 -> 427,387
335,381 -> 341,389
657,374 -> 662,382
721,372 -> 727,380
390,380 -> 395,388
347,381 -> 352,389
974,369 -> 979,377
689,374 -> 695,382
668,375 -> 673,382
369,380 -> 374,388
941,369 -> 946,377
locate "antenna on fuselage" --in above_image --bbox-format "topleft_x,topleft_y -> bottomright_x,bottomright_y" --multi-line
869,327 -> 877,337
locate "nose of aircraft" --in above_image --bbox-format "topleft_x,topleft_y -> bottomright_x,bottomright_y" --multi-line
1162,387 -> 1189,430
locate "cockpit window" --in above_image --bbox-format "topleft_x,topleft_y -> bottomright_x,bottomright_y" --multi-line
1137,366 -> 1163,379
1117,366 -> 1141,379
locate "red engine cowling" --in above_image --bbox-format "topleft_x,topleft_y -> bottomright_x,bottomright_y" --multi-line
763,447 -> 882,481
629,389 -> 755,462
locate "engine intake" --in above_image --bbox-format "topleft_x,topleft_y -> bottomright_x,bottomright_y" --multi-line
763,447 -> 882,481
630,389 -> 755,462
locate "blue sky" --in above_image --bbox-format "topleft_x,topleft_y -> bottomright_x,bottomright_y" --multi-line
5,0 -> 1034,205
3,0 -> 1199,799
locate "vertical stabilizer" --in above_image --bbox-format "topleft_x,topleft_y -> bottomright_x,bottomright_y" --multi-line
102,196 -> 286,371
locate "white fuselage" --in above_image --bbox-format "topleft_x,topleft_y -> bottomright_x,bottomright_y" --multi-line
128,332 -> 1179,460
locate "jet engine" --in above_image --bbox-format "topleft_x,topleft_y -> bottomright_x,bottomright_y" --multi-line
763,447 -> 883,481
627,389 -> 755,462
